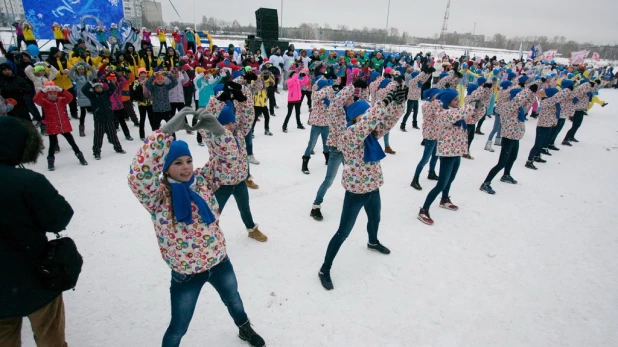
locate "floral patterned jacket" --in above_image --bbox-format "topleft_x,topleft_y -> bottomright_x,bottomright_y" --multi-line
369,76 -> 384,106
464,86 -> 493,124
341,101 -> 400,194
326,85 -> 355,151
436,106 -> 475,157
309,86 -> 334,126
572,83 -> 596,111
128,131 -> 227,275
421,99 -> 442,140
407,72 -> 431,100
538,89 -> 571,128
500,89 -> 535,140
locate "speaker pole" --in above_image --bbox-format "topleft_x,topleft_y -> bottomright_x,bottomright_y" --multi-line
280,0 -> 283,38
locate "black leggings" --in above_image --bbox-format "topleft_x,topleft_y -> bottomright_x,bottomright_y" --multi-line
138,104 -> 153,139
79,107 -> 90,126
283,102 -> 302,129
170,102 -> 185,116
267,86 -> 277,114
114,109 -> 131,137
253,106 -> 270,131
159,42 -> 168,54
300,90 -> 312,109
48,132 -> 80,157
484,138 -> 519,183
467,124 -> 476,149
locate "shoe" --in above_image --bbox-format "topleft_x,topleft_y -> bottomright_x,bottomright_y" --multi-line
33,120 -> 41,127
439,197 -> 459,211
500,175 -> 518,184
94,153 -> 101,160
562,140 -> 572,146
79,124 -> 85,137
462,153 -> 474,160
297,124 -> 306,130
525,161 -> 538,170
480,182 -> 495,194
569,138 -> 579,143
252,134 -> 254,138
310,206 -> 324,221
400,126 -> 407,132
417,208 -> 434,225
55,146 -> 60,154
324,151 -> 330,165
198,142 -> 205,147
47,156 -> 55,171
40,124 -> 47,136
367,242 -> 391,254
602,102 -> 608,107
475,129 -> 485,135
76,152 -> 88,166
494,137 -> 502,146
264,130 -> 273,136
270,113 -> 276,117
247,226 -> 267,242
282,127 -> 288,133
245,178 -> 259,189
385,146 -> 396,154
115,149 -> 126,154
319,270 -> 334,290
533,156 -> 547,163
133,122 -> 139,127
427,171 -> 439,181
274,104 -> 279,108
185,130 -> 193,135
484,140 -> 495,152
548,144 -> 560,151
410,178 -> 422,190
541,148 -> 552,156
248,155 -> 260,165
125,136 -> 134,141
238,321 -> 266,347
412,121 -> 420,129
530,112 -> 539,119
421,139 -> 426,146
301,156 -> 311,174
311,150 -> 315,155
71,114 -> 79,120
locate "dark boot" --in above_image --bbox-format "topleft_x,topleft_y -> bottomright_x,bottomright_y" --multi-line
412,121 -> 419,129
427,171 -> 439,180
534,156 -> 547,163
420,139 -> 426,146
79,124 -> 85,137
301,156 -> 310,174
410,178 -> 422,190
475,128 -> 484,135
323,151 -> 330,165
525,161 -> 538,170
400,124 -> 407,132
310,205 -> 323,221
47,156 -> 55,171
238,321 -> 265,347
76,152 -> 88,166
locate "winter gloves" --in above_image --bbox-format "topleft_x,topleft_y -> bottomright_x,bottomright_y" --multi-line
160,107 -> 193,134
192,109 -> 226,136
529,84 -> 539,93
161,107 -> 226,136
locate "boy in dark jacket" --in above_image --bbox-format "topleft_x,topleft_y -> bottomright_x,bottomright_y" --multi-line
145,71 -> 178,131
0,117 -> 73,347
81,80 -> 126,160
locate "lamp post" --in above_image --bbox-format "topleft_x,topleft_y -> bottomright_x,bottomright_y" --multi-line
280,0 -> 284,38
384,0 -> 391,46
193,0 -> 196,30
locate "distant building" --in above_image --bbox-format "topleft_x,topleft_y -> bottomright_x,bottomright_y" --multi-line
123,0 -> 143,27
142,1 -> 163,26
0,0 -> 25,25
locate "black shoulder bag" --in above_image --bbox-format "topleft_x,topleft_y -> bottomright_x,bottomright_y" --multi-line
35,233 -> 84,291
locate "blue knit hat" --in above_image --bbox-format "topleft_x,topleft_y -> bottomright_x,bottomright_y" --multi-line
507,72 -> 517,80
477,77 -> 487,85
462,62 -> 468,69
436,89 -> 459,109
163,140 -> 192,174
317,79 -> 329,91
509,88 -> 522,100
467,84 -> 479,95
500,81 -> 513,90
567,73 -> 574,79
561,79 -> 574,89
544,88 -> 559,98
493,68 -> 503,75
232,70 -> 244,79
439,72 -> 450,80
518,75 -> 529,83
410,71 -> 420,78
369,71 -> 381,83
422,88 -> 441,101
345,100 -> 371,124
213,83 -> 224,95
217,104 -> 236,125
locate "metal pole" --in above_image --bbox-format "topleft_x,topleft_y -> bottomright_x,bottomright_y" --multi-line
472,22 -> 476,35
280,0 -> 283,38
193,0 -> 196,30
384,0 -> 391,46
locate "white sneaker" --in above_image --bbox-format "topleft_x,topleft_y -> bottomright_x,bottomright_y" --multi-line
484,140 -> 495,152
248,155 -> 260,165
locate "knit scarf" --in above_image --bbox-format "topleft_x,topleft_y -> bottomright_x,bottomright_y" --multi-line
345,119 -> 386,163
169,175 -> 216,226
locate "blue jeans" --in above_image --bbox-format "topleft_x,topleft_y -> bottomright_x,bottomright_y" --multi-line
304,125 -> 330,157
401,99 -> 419,127
161,256 -> 248,347
214,181 -> 256,229
488,114 -> 502,141
414,139 -> 439,179
382,132 -> 390,147
245,129 -> 253,156
423,156 -> 460,210
322,189 -> 381,271
313,149 -> 345,205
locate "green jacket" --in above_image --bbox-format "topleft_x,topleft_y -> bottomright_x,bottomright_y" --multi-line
371,57 -> 384,71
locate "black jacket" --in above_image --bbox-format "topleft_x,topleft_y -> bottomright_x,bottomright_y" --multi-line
0,73 -> 33,120
81,82 -> 117,122
0,117 -> 74,319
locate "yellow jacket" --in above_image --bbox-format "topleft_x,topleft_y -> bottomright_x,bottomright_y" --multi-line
253,77 -> 272,107
23,27 -> 35,41
52,26 -> 63,40
139,55 -> 156,75
50,57 -> 73,90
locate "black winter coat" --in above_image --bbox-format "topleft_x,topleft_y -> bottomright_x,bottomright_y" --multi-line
81,82 -> 117,122
0,118 -> 74,319
0,74 -> 33,120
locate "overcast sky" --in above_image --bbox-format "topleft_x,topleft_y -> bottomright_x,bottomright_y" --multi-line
159,0 -> 618,45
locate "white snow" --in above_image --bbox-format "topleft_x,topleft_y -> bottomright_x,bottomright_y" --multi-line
18,89 -> 618,347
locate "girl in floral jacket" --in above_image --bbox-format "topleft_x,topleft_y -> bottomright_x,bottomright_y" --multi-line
411,88 -> 442,191
127,111 -> 265,347
418,89 -> 475,225
318,86 -> 406,290
302,79 -> 334,174
463,82 -> 494,159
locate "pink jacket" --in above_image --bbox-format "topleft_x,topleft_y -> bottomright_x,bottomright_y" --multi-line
287,74 -> 302,102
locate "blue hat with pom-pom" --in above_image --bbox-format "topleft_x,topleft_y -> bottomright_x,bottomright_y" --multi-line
422,88 -> 441,101
436,89 -> 459,109
345,100 -> 371,124
509,88 -> 522,100
561,79 -> 574,89
477,77 -> 487,85
507,72 -> 517,80
467,84 -> 479,95
500,81 -> 513,90
410,71 -> 420,78
545,88 -> 559,98
163,140 -> 192,174
518,75 -> 529,83
217,104 -> 236,125
317,79 -> 329,91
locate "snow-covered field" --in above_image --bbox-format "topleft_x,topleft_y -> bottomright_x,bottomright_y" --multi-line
19,89 -> 618,347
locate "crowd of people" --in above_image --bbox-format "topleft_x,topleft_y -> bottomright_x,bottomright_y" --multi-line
0,30 -> 614,347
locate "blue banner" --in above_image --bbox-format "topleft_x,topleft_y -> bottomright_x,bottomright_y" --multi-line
22,0 -> 125,40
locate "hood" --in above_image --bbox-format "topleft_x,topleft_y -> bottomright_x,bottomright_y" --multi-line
0,116 -> 28,166
124,42 -> 136,52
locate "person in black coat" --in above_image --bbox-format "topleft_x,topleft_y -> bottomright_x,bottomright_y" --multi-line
0,116 -> 74,345
0,63 -> 34,121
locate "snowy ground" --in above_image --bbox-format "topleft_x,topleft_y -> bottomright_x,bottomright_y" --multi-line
19,89 -> 618,347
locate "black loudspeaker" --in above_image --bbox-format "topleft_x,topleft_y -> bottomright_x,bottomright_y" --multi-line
246,38 -> 289,57
255,8 -> 279,40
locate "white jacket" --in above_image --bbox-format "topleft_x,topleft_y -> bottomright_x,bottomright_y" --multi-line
25,64 -> 59,92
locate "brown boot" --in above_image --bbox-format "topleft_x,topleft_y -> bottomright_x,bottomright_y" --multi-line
247,225 -> 268,242
385,146 -> 396,154
245,178 -> 259,189
79,124 -> 85,137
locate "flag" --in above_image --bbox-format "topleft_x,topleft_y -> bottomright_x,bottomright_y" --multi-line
437,51 -> 446,59
543,50 -> 557,61
569,50 -> 590,65
528,45 -> 536,60
519,41 -> 523,59
260,42 -> 266,58
592,52 -> 601,61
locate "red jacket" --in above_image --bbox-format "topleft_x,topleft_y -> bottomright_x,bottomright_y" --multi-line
199,54 -> 218,69
33,90 -> 74,135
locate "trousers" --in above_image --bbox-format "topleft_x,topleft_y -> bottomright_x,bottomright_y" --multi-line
422,156 -> 460,210
313,149 -> 345,206
214,181 -> 256,230
484,138 -> 519,183
93,120 -> 123,154
413,139 -> 439,179
48,132 -> 81,158
547,118 -> 566,146
0,295 -> 67,347
564,111 -> 585,141
528,127 -> 552,161
401,99 -> 419,127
